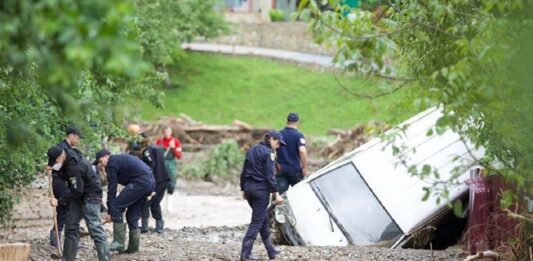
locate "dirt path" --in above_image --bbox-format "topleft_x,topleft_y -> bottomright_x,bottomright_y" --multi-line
1,179 -> 464,260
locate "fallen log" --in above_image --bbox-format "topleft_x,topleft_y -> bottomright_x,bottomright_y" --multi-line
185,125 -> 245,132
462,250 -> 500,261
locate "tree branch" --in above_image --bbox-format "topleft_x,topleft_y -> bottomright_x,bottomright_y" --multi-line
334,73 -> 408,99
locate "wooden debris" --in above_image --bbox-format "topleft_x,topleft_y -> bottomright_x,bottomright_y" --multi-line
462,250 -> 500,261
126,115 -> 388,162
0,243 -> 30,261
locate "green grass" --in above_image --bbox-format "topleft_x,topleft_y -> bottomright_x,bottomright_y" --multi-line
137,52 -> 415,135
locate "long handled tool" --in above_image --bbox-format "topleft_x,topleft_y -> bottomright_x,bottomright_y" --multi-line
46,168 -> 62,258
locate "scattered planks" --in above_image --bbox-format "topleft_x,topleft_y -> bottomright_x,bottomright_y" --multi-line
130,114 -> 269,149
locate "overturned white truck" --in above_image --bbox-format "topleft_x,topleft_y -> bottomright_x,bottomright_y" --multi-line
271,107 -> 485,249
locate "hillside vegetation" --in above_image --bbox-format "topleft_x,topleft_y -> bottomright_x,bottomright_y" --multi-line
138,52 -> 416,135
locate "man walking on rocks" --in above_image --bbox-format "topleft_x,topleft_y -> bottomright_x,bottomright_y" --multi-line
240,131 -> 285,260
276,113 -> 308,194
94,149 -> 155,254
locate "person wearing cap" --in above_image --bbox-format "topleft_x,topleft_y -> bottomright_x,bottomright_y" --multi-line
155,126 -> 182,194
276,112 -> 308,194
128,136 -> 170,234
49,126 -> 84,248
94,149 -> 155,254
46,146 -> 110,261
239,130 -> 285,260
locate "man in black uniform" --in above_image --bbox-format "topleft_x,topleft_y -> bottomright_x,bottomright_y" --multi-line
129,137 -> 170,234
50,127 -> 84,248
47,146 -> 110,261
94,149 -> 155,254
240,131 -> 285,260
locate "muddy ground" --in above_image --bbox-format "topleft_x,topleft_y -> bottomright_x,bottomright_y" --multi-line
1,178 -> 466,261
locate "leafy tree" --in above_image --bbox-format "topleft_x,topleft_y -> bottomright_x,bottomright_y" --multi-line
0,0 -> 224,223
299,0 -> 533,208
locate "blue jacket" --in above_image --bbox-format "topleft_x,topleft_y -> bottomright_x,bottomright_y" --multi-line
240,142 -> 278,193
105,154 -> 154,211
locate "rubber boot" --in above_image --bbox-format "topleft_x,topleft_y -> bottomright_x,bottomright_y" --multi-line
155,219 -> 164,234
141,218 -> 149,233
109,223 -> 126,252
263,237 -> 281,260
94,242 -> 111,261
240,238 -> 258,261
123,229 -> 141,254
62,237 -> 79,261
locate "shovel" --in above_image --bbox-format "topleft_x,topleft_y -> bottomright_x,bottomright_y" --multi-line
45,168 -> 62,259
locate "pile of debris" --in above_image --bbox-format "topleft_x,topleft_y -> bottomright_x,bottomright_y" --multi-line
132,113 -> 270,151
311,122 -> 390,160
132,114 -> 389,161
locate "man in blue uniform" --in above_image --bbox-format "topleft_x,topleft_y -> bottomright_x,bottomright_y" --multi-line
50,126 -> 84,248
240,131 -> 285,260
128,137 -> 171,234
276,112 -> 308,194
47,146 -> 110,261
94,149 -> 155,254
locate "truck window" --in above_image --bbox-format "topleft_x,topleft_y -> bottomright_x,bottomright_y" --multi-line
311,164 -> 403,246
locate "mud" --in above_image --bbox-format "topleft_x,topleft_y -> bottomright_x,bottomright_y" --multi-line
1,179 -> 465,260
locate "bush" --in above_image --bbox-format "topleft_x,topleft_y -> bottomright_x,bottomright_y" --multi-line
180,140 -> 244,182
269,9 -> 285,22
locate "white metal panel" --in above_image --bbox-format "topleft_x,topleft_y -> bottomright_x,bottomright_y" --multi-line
285,183 -> 348,246
352,109 -> 484,233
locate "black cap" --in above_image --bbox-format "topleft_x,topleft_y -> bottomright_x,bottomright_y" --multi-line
287,112 -> 299,122
47,146 -> 64,167
66,126 -> 84,138
266,130 -> 287,146
93,149 -> 111,165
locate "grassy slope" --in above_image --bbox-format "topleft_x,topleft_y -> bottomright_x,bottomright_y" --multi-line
137,52 -> 415,135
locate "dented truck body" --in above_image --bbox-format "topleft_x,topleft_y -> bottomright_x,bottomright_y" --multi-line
271,108 -> 485,248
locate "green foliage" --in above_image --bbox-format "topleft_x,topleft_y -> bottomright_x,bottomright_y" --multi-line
0,0 -> 224,223
269,9 -> 286,22
135,0 -> 226,67
180,140 -> 244,182
301,0 -> 533,213
139,52 -> 415,135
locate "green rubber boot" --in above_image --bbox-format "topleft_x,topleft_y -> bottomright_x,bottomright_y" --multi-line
109,223 -> 126,252
123,229 -> 141,254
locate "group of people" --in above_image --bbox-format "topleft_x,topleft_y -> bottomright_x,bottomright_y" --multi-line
239,112 -> 307,260
46,112 -> 307,261
47,126 -> 182,261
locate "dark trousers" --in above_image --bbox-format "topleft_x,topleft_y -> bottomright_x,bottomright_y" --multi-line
50,174 -> 70,242
243,187 -> 271,241
276,172 -> 302,194
110,176 -> 155,229
63,200 -> 108,260
142,181 -> 168,221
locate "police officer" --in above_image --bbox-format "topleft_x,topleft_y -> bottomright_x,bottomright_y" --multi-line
94,149 -> 155,253
240,131 -> 285,260
276,112 -> 308,194
47,146 -> 110,261
50,127 -> 84,248
129,138 -> 170,234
